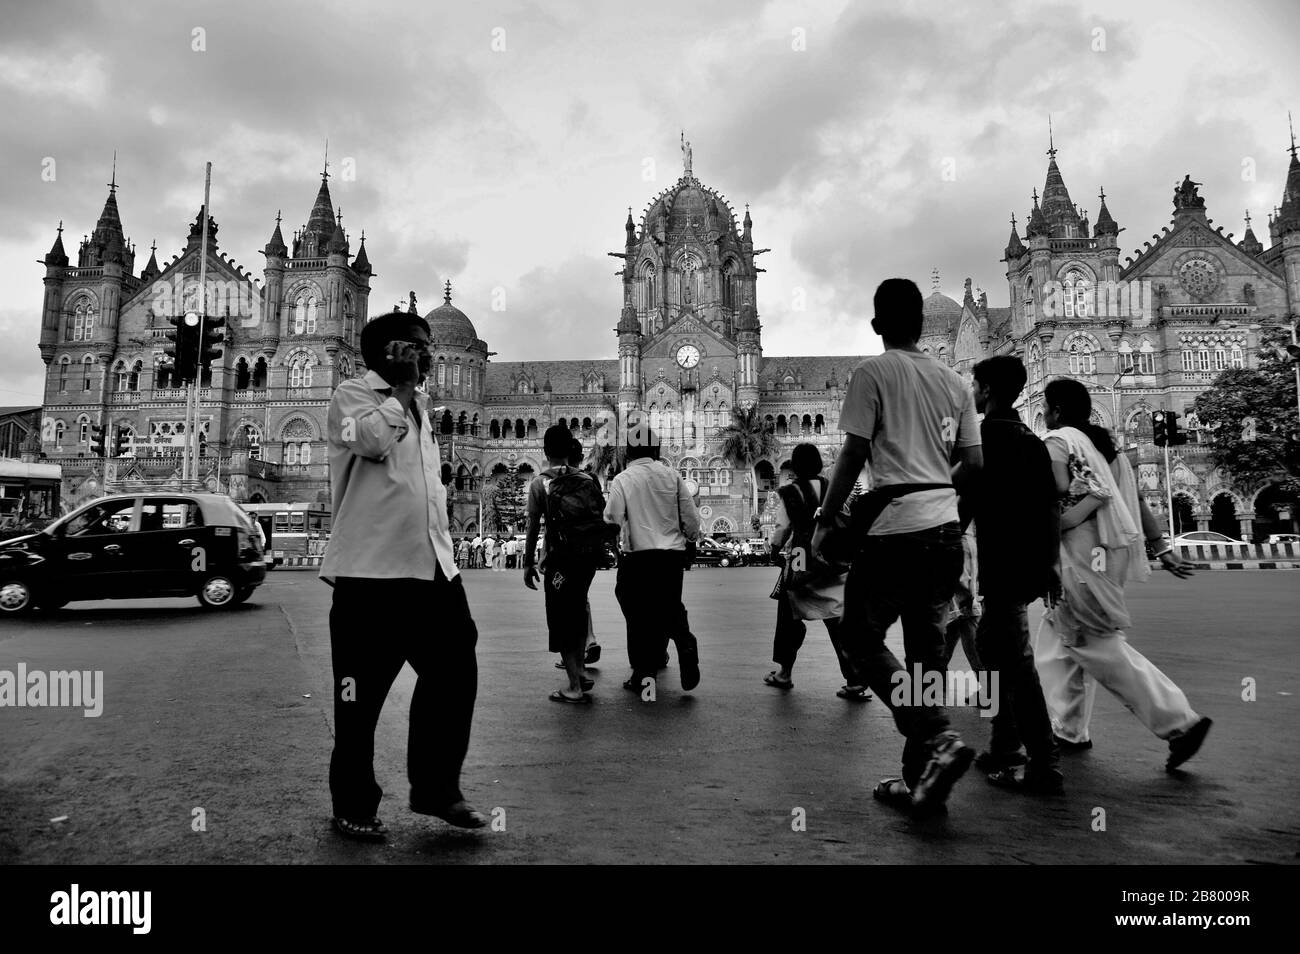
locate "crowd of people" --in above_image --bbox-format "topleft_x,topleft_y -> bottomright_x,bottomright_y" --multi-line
318,279 -> 1214,840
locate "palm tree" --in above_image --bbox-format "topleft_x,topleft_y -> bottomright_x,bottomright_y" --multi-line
717,405 -> 778,523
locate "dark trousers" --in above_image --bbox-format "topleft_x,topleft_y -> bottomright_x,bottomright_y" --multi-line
615,549 -> 697,678
772,594 -> 857,684
974,594 -> 1059,769
544,556 -> 598,654
841,522 -> 964,787
328,570 -> 478,819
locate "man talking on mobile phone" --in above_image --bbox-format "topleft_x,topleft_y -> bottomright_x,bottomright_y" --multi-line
320,310 -> 486,840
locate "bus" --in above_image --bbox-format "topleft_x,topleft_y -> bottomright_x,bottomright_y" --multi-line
242,502 -> 332,561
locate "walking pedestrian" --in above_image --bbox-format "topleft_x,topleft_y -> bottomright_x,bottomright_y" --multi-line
525,424 -> 610,703
456,536 -> 469,569
964,355 -> 1063,793
320,310 -> 485,840
604,422 -> 701,696
811,278 -> 983,817
571,436 -> 602,665
764,443 -> 868,700
1033,378 -> 1211,770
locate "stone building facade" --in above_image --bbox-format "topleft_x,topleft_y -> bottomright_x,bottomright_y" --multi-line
35,138 -> 1300,539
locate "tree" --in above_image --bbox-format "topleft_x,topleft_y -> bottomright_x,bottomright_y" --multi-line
717,405 -> 779,521
490,468 -> 527,533
1192,326 -> 1300,494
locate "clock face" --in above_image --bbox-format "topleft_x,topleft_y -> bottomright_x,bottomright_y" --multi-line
676,344 -> 701,369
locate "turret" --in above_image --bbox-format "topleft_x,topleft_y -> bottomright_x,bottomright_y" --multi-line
1238,210 -> 1263,256
38,222 -> 68,364
260,211 -> 287,345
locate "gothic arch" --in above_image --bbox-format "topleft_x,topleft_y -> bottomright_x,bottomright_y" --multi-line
278,415 -> 317,442
1054,260 -> 1097,283
283,278 -> 324,304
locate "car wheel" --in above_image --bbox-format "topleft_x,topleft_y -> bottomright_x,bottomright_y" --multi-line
0,578 -> 36,617
720,557 -> 731,567
197,574 -> 238,609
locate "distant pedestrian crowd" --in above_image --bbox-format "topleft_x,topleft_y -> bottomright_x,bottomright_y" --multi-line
317,281 -> 1213,840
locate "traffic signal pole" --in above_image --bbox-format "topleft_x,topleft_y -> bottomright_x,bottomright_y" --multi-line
1164,442 -> 1175,540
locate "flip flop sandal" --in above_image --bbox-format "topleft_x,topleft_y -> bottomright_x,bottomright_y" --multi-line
549,690 -> 591,705
836,685 -> 872,700
872,778 -> 914,812
333,816 -> 388,841
763,671 -> 794,690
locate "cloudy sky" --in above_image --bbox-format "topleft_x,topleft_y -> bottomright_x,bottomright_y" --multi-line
1,0 -> 1296,405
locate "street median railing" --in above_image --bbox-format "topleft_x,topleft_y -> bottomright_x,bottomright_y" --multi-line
1169,541 -> 1300,570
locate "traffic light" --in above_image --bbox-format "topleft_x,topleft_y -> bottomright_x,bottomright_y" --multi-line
89,424 -> 106,457
200,315 -> 225,371
1167,411 -> 1188,446
164,314 -> 200,383
111,426 -> 128,457
1153,410 -> 1168,447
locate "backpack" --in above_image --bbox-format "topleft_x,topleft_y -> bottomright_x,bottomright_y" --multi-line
544,469 -> 612,557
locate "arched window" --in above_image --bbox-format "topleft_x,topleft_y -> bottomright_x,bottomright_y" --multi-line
1024,278 -> 1035,322
1137,340 -> 1156,375
129,360 -> 142,391
453,363 -> 461,392
81,355 -> 95,391
54,420 -> 66,444
1196,348 -> 1211,372
516,378 -> 529,395
252,357 -> 268,388
439,411 -> 453,435
115,360 -> 129,392
641,261 -> 656,310
1213,347 -> 1227,372
239,423 -> 262,460
1230,345 -> 1244,369
1067,338 -> 1095,376
1127,408 -> 1153,444
57,356 -> 70,391
1063,269 -> 1090,318
514,419 -> 525,439
526,419 -> 538,438
1033,412 -> 1045,435
490,419 -> 501,440
814,414 -> 825,434
234,357 -> 251,390
71,299 -> 95,341
289,356 -> 313,388
457,411 -> 467,435
1117,341 -> 1134,373
343,292 -> 355,345
77,415 -> 90,445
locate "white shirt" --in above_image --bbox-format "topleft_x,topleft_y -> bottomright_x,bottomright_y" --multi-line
603,457 -> 700,552
320,371 -> 458,583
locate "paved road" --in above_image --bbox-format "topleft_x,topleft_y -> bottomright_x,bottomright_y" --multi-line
1,567 -> 1296,864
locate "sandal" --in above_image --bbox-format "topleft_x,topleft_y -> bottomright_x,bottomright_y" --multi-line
332,815 -> 388,841
836,684 -> 872,700
872,778 -> 913,811
549,689 -> 591,705
763,671 -> 794,690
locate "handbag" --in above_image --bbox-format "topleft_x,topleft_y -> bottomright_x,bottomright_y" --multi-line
818,482 -> 954,565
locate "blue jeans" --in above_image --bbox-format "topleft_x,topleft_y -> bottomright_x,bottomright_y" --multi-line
841,522 -> 964,787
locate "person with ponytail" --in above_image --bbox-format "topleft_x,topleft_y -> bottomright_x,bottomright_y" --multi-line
1035,378 -> 1212,771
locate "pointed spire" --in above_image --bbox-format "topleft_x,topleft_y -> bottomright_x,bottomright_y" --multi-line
1239,208 -> 1264,255
327,209 -> 349,255
962,277 -> 976,311
625,206 -> 636,243
1039,130 -> 1081,237
742,203 -> 752,241
140,239 -> 160,279
1094,186 -> 1119,236
931,267 -> 941,292
303,155 -> 336,252
264,209 -> 288,257
351,230 -> 372,275
44,220 -> 69,267
1278,118 -> 1300,234
444,279 -> 453,305
1026,188 -> 1048,238
1004,212 -> 1026,257
1047,114 -> 1056,160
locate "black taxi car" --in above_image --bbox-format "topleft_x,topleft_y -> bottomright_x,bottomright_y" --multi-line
0,493 -> 267,616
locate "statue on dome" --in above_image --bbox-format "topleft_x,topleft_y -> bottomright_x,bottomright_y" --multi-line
681,130 -> 693,178
408,290 -> 418,314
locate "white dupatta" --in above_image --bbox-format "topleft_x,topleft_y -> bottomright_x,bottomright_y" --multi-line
1048,426 -> 1149,584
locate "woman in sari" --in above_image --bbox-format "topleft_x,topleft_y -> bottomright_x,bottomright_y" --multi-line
1035,379 -> 1212,771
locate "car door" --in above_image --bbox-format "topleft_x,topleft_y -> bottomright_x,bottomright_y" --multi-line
133,497 -> 208,594
48,497 -> 142,598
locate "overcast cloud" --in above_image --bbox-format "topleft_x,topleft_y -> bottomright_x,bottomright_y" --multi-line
1,0 -> 1296,404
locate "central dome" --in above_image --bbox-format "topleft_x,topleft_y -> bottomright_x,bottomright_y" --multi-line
921,291 -> 962,338
644,177 -> 737,235
424,281 -> 479,348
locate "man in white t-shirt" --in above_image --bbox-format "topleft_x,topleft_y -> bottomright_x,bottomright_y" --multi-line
812,278 -> 983,818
